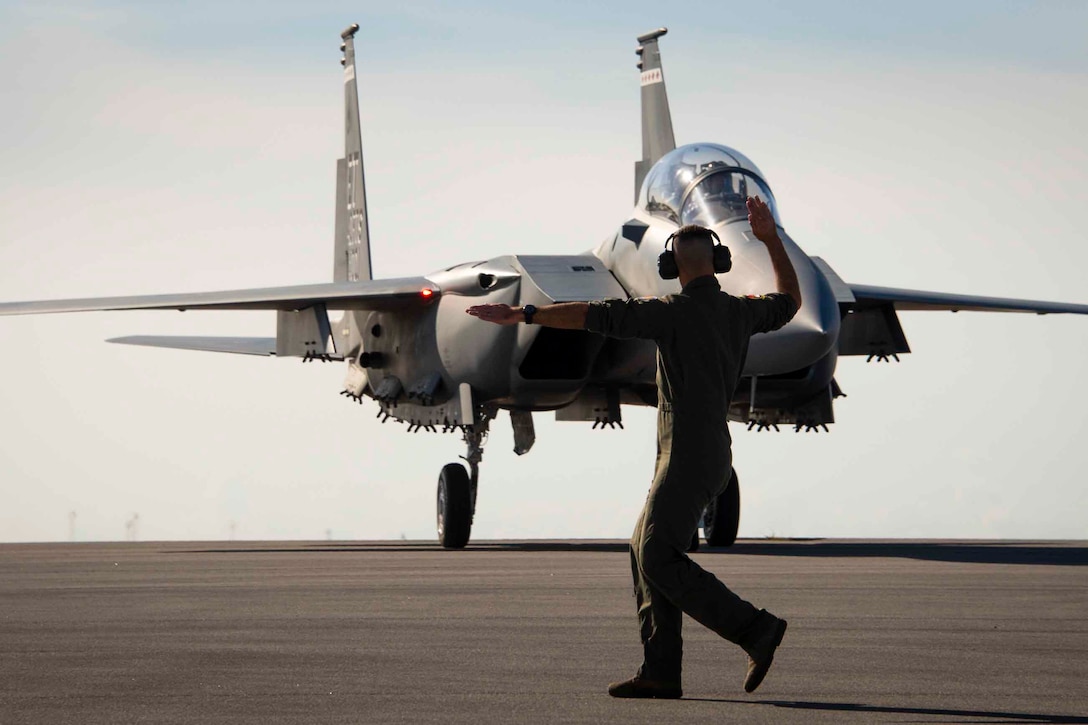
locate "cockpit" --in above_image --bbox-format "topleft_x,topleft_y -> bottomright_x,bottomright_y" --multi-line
639,143 -> 779,228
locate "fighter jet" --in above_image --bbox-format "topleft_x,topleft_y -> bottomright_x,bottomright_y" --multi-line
2,26 -> 1085,549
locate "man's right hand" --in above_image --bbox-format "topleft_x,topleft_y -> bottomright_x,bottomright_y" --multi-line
746,195 -> 780,245
467,301 -> 590,330
466,304 -> 521,325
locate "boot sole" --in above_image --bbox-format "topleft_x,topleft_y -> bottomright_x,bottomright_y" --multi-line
608,684 -> 683,699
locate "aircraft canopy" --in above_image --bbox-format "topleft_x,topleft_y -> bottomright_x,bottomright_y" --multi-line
639,143 -> 780,227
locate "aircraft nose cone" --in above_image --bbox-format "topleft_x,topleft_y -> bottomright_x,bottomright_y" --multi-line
788,267 -> 841,364
742,258 -> 840,374
786,310 -> 837,361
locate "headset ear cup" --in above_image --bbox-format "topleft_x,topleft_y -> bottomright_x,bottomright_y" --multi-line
658,250 -> 679,280
713,245 -> 732,274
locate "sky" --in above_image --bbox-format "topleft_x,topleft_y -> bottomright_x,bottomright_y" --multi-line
0,1 -> 1085,543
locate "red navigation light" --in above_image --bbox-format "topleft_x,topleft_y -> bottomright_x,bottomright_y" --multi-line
420,288 -> 435,300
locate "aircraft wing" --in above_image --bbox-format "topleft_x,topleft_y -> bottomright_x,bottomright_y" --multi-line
810,259 -> 1088,315
108,336 -> 277,356
848,283 -> 1088,315
811,258 -> 1088,360
0,277 -> 438,316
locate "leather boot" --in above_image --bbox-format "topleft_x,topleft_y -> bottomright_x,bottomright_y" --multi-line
607,675 -> 682,699
741,610 -> 787,693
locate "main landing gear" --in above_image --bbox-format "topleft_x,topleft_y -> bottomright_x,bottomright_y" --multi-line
703,468 -> 741,547
436,409 -> 493,549
690,468 -> 742,551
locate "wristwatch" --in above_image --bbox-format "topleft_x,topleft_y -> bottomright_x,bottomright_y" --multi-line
522,304 -> 538,324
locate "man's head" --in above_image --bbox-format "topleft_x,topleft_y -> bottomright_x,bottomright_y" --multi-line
672,224 -> 716,272
657,224 -> 732,284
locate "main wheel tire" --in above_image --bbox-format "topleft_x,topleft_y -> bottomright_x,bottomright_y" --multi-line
704,469 -> 741,547
437,463 -> 472,549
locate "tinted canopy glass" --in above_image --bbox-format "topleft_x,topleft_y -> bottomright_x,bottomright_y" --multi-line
639,143 -> 778,226
679,169 -> 776,227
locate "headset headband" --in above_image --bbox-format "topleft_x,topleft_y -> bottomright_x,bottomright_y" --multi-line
657,226 -> 731,280
663,228 -> 721,250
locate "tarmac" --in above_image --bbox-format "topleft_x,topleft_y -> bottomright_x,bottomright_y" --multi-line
0,539 -> 1085,724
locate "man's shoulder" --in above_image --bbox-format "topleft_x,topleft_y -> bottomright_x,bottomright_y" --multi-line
725,291 -> 790,304
628,294 -> 678,308
713,291 -> 750,308
718,292 -> 792,318
598,295 -> 675,317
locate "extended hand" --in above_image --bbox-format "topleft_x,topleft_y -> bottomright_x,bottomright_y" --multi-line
746,195 -> 780,245
466,303 -> 521,325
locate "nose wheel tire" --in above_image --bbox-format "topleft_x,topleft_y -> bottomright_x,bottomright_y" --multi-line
704,468 -> 740,547
437,463 -> 473,549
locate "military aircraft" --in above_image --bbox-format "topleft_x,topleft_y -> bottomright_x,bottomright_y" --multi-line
2,26 -> 1085,549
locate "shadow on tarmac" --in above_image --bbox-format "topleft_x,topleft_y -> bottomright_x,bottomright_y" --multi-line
721,540 -> 1088,567
180,540 -> 1088,566
695,698 -> 1088,723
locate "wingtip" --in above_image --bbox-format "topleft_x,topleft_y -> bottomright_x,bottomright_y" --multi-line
637,27 -> 668,43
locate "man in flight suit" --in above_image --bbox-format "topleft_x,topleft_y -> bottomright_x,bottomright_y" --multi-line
466,196 -> 801,698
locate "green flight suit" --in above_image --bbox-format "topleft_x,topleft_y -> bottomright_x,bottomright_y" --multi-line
584,275 -> 798,683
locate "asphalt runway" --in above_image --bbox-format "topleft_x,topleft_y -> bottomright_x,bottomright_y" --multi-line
1,539 -> 1086,724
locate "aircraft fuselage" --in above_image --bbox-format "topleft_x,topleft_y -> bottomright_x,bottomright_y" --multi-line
586,142 -> 842,425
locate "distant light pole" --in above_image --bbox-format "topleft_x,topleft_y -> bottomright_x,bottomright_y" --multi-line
125,513 -> 140,542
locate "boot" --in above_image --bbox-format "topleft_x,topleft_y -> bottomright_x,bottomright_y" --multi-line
741,610 -> 787,693
607,675 -> 682,699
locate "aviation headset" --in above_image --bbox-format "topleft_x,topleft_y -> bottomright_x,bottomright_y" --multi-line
658,227 -> 732,280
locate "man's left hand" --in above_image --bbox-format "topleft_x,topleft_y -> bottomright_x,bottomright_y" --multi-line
466,304 -> 521,325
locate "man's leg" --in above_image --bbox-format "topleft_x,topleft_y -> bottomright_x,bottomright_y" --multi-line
630,500 -> 684,683
618,469 -> 785,697
637,418 -> 788,692
612,412 -> 782,697
638,414 -> 762,644
609,502 -> 684,698
636,476 -> 761,646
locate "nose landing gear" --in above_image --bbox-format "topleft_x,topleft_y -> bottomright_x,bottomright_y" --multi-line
436,407 -> 494,549
437,463 -> 472,548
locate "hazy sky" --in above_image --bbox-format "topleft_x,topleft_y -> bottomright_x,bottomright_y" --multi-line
1,1 -> 1085,543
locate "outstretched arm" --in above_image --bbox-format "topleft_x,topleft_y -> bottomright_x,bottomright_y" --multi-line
747,196 -> 802,309
466,302 -> 589,329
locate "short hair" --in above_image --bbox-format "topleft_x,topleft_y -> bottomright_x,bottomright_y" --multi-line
674,224 -> 715,244
673,224 -> 714,266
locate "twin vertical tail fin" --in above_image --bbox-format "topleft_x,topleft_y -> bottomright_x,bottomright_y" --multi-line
633,28 -> 676,202
335,26 -> 670,271
334,26 -> 672,270
334,24 -> 373,282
